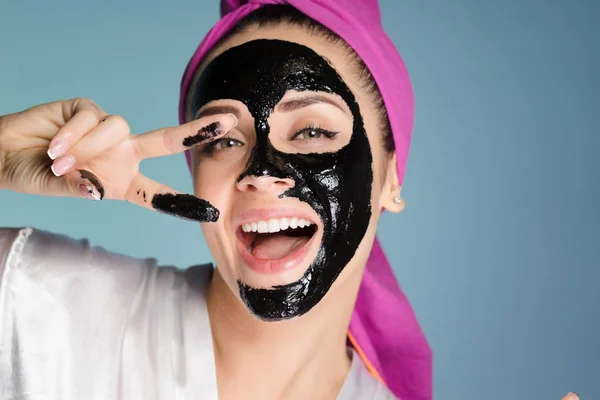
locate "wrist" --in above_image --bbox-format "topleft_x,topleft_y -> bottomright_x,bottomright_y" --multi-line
0,115 -> 6,189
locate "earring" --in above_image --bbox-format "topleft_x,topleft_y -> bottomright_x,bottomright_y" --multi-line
393,196 -> 401,204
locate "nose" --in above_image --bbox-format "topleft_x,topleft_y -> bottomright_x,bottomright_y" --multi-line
236,174 -> 295,194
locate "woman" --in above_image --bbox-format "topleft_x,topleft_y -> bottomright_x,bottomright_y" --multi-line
0,1 -> 579,400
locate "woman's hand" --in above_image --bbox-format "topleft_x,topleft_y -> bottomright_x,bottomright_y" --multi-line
0,98 -> 236,222
562,393 -> 579,400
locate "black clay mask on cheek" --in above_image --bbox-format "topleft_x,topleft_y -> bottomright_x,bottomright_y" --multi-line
189,39 -> 373,320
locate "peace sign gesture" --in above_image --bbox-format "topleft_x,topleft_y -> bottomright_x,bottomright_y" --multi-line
0,98 -> 237,222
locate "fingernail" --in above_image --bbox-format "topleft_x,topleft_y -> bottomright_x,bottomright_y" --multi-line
569,392 -> 580,400
78,170 -> 104,200
222,113 -> 238,131
79,183 -> 102,200
51,155 -> 76,176
48,139 -> 68,160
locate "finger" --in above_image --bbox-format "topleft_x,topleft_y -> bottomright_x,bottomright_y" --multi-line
50,115 -> 130,177
29,163 -> 105,201
125,172 -> 219,222
47,99 -> 107,160
562,392 -> 580,400
133,113 -> 237,160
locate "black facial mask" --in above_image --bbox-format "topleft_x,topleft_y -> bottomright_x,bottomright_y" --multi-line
189,39 -> 373,320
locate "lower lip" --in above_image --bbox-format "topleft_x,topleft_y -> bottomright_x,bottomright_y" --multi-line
236,230 -> 317,274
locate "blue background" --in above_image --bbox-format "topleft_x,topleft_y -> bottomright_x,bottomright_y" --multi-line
1,0 -> 598,398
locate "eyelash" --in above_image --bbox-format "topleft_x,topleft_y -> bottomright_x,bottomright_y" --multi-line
201,137 -> 244,154
291,124 -> 340,141
200,124 -> 339,154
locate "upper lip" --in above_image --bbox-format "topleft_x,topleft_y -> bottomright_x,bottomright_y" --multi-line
234,207 -> 319,232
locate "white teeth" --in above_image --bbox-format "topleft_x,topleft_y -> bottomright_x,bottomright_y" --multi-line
300,219 -> 312,227
280,218 -> 289,230
268,219 -> 280,233
240,217 -> 313,233
257,221 -> 269,233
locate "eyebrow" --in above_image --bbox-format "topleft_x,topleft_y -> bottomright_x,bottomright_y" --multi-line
194,95 -> 347,120
276,95 -> 347,114
195,105 -> 241,120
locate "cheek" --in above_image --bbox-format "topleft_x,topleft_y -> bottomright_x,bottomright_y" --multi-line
193,163 -> 238,266
192,159 -> 238,207
370,159 -> 388,208
361,131 -> 389,204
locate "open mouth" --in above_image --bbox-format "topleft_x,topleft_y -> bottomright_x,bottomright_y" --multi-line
236,217 -> 318,274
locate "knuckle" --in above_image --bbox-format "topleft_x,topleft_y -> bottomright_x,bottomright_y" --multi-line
72,97 -> 97,109
162,129 -> 174,153
78,109 -> 98,122
71,98 -> 106,118
107,115 -> 130,135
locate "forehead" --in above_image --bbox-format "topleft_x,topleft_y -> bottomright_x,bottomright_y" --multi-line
185,26 -> 365,121
189,39 -> 356,121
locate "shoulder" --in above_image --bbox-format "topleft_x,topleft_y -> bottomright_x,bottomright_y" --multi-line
1,227 -> 153,296
0,227 -> 215,397
0,227 -> 213,313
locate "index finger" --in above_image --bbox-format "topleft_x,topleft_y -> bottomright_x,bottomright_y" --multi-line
133,113 -> 237,160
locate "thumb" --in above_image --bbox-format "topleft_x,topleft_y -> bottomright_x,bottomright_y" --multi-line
30,158 -> 103,201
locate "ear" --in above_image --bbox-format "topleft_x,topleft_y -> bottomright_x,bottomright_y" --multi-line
379,153 -> 405,213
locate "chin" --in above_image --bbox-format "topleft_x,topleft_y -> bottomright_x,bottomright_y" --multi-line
233,206 -> 323,288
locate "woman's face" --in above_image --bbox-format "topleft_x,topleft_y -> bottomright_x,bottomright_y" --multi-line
186,25 -> 402,321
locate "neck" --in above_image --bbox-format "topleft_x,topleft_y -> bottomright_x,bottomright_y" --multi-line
207,268 -> 360,400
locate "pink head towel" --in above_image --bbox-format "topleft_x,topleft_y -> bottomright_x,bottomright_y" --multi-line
178,1 -> 432,399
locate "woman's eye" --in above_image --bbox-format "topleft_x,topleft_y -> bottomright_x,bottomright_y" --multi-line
292,127 -> 339,141
212,138 -> 244,150
298,129 -> 323,139
201,137 -> 245,155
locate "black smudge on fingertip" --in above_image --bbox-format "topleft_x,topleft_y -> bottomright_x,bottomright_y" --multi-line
182,121 -> 223,147
151,193 -> 219,222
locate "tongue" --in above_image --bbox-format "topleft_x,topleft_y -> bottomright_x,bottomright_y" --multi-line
251,233 -> 310,260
